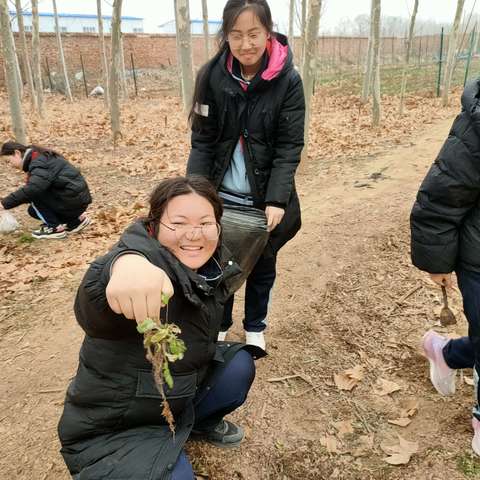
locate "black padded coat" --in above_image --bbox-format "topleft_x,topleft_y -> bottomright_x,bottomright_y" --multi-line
1,149 -> 91,214
411,78 -> 480,273
58,222 -> 246,479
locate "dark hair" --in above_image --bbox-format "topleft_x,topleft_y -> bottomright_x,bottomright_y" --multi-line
0,141 -> 58,157
144,175 -> 223,239
188,0 -> 273,128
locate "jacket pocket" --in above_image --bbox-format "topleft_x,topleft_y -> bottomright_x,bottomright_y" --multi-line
136,369 -> 198,400
121,369 -> 198,427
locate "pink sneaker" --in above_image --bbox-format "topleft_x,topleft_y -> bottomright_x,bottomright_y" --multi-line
472,418 -> 480,455
422,330 -> 456,396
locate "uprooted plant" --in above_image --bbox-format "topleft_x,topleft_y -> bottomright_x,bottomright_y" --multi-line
137,295 -> 186,433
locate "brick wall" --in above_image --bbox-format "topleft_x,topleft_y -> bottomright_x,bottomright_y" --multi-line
0,32 -> 218,87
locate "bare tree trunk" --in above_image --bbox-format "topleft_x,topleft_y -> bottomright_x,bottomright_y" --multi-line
201,0 -> 210,61
474,20 -> 480,54
119,34 -> 128,98
371,0 -> 381,126
31,0 -> 43,116
399,0 -> 419,115
288,0 -> 295,59
174,0 -> 194,112
109,0 -> 123,144
0,0 -> 26,143
300,0 -> 308,76
10,18 -> 24,98
361,0 -> 375,102
442,0 -> 465,106
301,0 -> 321,159
15,0 -> 37,110
97,0 -> 110,107
52,0 -> 73,101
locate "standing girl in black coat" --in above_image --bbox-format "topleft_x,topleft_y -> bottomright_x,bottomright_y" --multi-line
187,0 -> 305,352
0,141 -> 91,239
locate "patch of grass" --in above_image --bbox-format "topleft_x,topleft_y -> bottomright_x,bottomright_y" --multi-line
17,233 -> 34,244
457,453 -> 480,477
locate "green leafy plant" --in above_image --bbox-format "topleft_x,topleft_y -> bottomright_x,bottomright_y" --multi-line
18,233 -> 34,244
136,294 -> 186,433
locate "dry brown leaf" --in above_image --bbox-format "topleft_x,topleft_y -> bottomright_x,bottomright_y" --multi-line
320,434 -> 340,453
399,398 -> 419,418
333,365 -> 365,391
382,435 -> 419,465
385,453 -> 413,465
387,417 -> 412,427
374,378 -> 402,396
333,419 -> 354,437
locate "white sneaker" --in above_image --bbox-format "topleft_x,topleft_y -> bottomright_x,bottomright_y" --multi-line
245,331 -> 266,351
217,331 -> 227,341
422,330 -> 456,396
473,418 -> 480,456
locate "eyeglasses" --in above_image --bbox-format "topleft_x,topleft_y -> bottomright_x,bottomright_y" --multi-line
159,221 -> 221,241
227,32 -> 265,47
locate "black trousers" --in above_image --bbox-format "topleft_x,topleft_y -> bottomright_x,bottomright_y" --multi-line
28,201 -> 85,228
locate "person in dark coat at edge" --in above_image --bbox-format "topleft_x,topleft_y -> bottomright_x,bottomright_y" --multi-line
0,141 -> 91,239
58,176 -> 256,479
411,78 -> 480,456
186,0 -> 305,353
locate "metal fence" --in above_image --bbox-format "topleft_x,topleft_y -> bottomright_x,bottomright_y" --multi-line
310,29 -> 480,96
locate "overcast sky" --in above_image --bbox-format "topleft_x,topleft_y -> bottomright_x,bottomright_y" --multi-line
35,0 -> 479,34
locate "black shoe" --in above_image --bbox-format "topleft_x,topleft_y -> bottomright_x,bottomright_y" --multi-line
31,225 -> 66,239
191,420 -> 244,448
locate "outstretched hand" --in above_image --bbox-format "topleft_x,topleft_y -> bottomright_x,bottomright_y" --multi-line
106,254 -> 174,322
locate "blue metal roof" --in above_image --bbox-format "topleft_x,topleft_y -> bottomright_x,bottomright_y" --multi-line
9,11 -> 142,20
191,19 -> 222,24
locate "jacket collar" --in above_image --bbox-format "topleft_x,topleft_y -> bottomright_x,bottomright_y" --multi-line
22,148 -> 34,172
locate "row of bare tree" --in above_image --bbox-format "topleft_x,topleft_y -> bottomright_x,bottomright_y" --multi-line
359,0 -> 465,125
0,0 -> 469,148
0,0 -> 127,144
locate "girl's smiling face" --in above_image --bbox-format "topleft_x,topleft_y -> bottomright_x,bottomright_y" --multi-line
227,9 -> 269,71
157,193 -> 220,270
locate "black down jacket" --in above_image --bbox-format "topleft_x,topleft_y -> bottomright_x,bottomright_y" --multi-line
1,149 -> 91,214
58,222 -> 246,479
411,78 -> 480,273
187,33 -> 305,254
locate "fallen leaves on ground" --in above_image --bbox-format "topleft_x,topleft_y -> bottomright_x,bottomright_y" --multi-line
333,365 -> 365,391
374,378 -> 402,396
381,435 -> 419,465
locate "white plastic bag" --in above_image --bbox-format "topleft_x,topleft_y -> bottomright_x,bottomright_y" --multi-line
0,211 -> 20,233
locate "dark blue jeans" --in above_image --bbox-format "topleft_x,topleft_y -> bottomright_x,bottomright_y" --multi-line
222,252 -> 277,333
442,269 -> 480,417
171,349 -> 255,479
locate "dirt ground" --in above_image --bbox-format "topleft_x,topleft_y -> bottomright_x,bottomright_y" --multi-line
0,88 -> 478,479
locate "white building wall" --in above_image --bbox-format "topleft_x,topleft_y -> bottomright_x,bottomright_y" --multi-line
158,20 -> 221,35
9,13 -> 143,33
